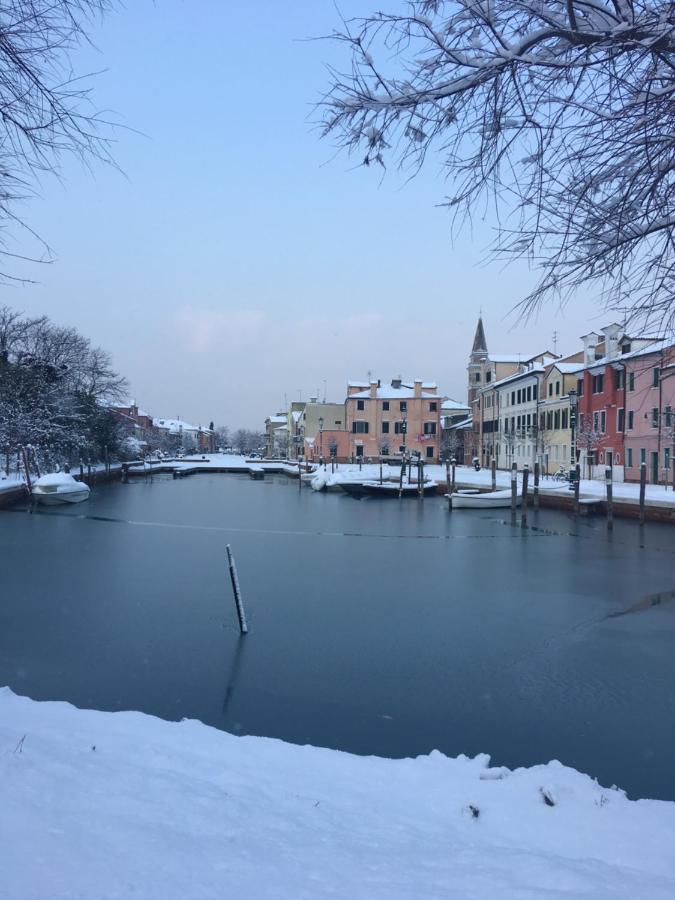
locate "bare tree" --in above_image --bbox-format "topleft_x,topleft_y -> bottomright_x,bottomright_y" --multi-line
320,1 -> 675,330
576,419 -> 603,479
0,1 -> 117,277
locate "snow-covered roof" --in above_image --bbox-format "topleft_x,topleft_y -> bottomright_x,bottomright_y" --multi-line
349,386 -> 439,400
442,398 -> 470,411
586,340 -> 668,371
447,417 -> 473,430
291,410 -> 302,423
154,418 -> 210,434
268,415 -> 287,424
549,362 -> 583,375
489,353 -> 542,364
487,365 -> 546,390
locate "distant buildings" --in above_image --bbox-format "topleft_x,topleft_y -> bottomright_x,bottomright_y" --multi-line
111,404 -> 215,454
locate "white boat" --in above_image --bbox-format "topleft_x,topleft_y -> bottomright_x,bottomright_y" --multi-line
32,473 -> 91,505
449,488 -> 520,509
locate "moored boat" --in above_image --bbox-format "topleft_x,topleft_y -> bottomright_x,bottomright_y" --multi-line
32,473 -> 91,505
342,480 -> 438,497
448,488 -> 520,509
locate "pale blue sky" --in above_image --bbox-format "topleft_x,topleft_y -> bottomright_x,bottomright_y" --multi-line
7,1 -> 604,428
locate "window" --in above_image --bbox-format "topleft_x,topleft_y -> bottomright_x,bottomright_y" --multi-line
423,422 -> 437,435
486,372 -> 491,383
527,386 -> 532,402
600,411 -> 606,433
617,408 -> 625,432
517,389 -> 522,404
352,421 -> 369,434
577,378 -> 584,397
653,367 -> 660,387
355,445 -> 364,457
546,411 -> 552,430
665,448 -> 671,471
554,410 -> 560,429
592,373 -> 604,394
399,401 -> 407,412
555,381 -> 561,396
381,421 -> 390,434
335,420 -> 341,426
627,448 -> 633,467
593,412 -> 599,431
628,372 -> 635,391
640,448 -> 646,465
627,410 -> 634,430
426,446 -> 434,459
562,410 -> 568,429
533,384 -> 538,400
475,373 -> 480,383
429,401 -> 437,412
511,391 -> 516,405
615,369 -> 625,390
651,407 -> 659,427
382,401 -> 390,411
394,421 -> 406,434
381,444 -> 389,456
548,383 -> 553,397
357,399 -> 365,410
665,406 -> 672,428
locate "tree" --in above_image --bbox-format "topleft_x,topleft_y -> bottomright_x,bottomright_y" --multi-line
0,1 -> 116,278
576,418 -> 603,478
320,1 -> 675,330
214,425 -> 230,449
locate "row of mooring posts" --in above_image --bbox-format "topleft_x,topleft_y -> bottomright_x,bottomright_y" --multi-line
504,459 -> 650,531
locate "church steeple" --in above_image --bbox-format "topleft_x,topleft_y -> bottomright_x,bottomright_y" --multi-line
471,316 -> 488,358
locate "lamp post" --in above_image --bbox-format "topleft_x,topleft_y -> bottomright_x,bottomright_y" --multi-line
318,416 -> 324,468
568,388 -> 578,491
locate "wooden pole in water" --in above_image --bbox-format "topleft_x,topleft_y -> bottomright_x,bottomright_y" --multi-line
491,457 -> 496,491
510,462 -> 517,523
605,467 -> 613,530
574,464 -> 580,516
399,455 -> 405,498
533,461 -> 540,509
521,464 -> 529,526
226,544 -> 248,634
639,462 -> 647,525
445,458 -> 450,492
20,446 -> 32,493
451,458 -> 456,493
418,459 -> 424,499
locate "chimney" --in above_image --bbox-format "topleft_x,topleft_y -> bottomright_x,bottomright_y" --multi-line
601,323 -> 622,361
414,379 -> 422,398
391,378 -> 402,389
370,381 -> 378,399
581,332 -> 600,367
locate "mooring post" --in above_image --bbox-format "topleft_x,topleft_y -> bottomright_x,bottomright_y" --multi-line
79,457 -> 84,481
533,461 -> 540,509
226,544 -> 248,635
521,464 -> 529,526
511,462 -> 517,523
418,459 -> 424,500
491,457 -> 496,492
20,446 -> 32,493
445,458 -> 450,492
574,464 -> 580,516
379,458 -> 383,485
399,455 -> 405,498
451,458 -> 456,493
639,462 -> 647,525
605,467 -> 613,530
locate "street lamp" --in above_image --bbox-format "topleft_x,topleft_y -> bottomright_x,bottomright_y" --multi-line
568,388 -> 578,490
318,416 -> 324,467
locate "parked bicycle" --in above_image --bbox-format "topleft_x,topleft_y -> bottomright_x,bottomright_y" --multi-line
551,466 -> 570,482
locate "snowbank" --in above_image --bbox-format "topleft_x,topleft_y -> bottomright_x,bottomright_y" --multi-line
1,688 -> 674,899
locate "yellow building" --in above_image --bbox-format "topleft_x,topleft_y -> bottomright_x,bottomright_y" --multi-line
539,362 -> 583,474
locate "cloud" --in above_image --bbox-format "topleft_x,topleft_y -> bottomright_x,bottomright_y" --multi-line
173,305 -> 268,352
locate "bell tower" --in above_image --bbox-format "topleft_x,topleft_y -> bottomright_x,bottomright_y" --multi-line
468,316 -> 488,406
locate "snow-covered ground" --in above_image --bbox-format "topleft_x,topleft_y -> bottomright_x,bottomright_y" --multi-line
1,688 -> 674,899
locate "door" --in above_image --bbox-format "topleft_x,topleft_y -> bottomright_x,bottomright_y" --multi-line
650,451 -> 659,484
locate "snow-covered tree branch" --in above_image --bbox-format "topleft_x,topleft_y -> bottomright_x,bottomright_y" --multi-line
319,1 -> 675,329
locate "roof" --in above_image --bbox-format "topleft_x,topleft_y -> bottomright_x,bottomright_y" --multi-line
291,411 -> 302,423
348,379 -> 437,389
442,398 -> 470,411
549,362 -> 583,375
489,353 -> 542,364
349,386 -> 439,400
447,417 -> 472,430
154,418 -> 203,434
472,317 -> 488,354
487,365 -> 546,390
268,415 -> 287,424
587,340 -> 669,370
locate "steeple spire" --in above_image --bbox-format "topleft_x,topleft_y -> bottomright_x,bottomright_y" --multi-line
471,316 -> 488,356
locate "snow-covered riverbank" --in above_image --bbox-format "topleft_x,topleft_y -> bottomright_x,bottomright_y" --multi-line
1,688 -> 674,899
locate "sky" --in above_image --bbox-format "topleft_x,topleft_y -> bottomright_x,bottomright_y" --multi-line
5,1 -> 610,429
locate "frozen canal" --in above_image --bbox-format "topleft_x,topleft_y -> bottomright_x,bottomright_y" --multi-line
2,472 -> 674,800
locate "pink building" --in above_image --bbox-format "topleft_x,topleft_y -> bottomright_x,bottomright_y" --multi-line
623,343 -> 675,484
345,378 -> 443,462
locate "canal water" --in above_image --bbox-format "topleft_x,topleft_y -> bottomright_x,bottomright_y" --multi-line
2,473 -> 675,800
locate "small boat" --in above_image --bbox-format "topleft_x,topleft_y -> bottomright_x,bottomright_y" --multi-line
248,467 -> 265,480
32,472 -> 91,505
448,488 -> 520,509
342,480 -> 438,497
